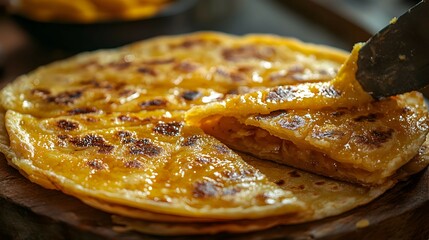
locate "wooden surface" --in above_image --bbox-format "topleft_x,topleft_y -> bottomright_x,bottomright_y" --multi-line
1,155 -> 428,240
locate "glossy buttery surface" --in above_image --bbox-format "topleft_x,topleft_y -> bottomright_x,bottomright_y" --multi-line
0,32 -> 427,235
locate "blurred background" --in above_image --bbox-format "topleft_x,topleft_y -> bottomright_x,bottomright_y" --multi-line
0,0 -> 420,88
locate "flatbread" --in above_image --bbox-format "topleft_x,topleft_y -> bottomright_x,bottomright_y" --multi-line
0,32 -> 427,235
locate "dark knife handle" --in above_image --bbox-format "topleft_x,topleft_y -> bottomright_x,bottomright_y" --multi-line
356,0 -> 429,98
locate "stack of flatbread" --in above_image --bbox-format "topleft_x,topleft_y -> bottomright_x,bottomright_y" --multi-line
0,32 -> 427,235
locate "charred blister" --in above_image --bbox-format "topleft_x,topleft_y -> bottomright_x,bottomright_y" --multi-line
137,67 -> 157,76
47,90 -> 83,105
194,156 -> 213,165
279,116 -> 305,130
174,62 -> 200,73
31,88 -> 51,98
291,185 -> 306,191
320,85 -> 342,98
192,181 -> 220,198
116,130 -> 136,144
254,110 -> 288,121
67,107 -> 97,115
274,179 -> 285,186
128,138 -> 162,156
56,119 -> 79,131
222,45 -> 275,61
57,134 -> 70,147
265,86 -> 298,102
181,135 -> 201,147
312,129 -> 345,140
353,113 -> 383,122
143,58 -> 175,65
117,115 -> 139,122
351,128 -> 395,149
80,80 -> 113,89
288,170 -> 301,178
181,90 -> 201,101
86,159 -> 106,170
214,144 -> 230,154
172,38 -> 206,49
69,134 -> 114,154
109,61 -> 132,70
124,160 -> 143,169
153,121 -> 183,136
139,99 -> 167,110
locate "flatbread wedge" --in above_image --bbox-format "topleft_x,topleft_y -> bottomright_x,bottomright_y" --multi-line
186,45 -> 429,186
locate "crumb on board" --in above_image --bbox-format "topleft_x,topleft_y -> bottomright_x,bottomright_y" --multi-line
399,55 -> 406,60
355,219 -> 370,228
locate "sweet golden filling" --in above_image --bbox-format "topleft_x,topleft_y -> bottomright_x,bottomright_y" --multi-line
199,116 -> 381,185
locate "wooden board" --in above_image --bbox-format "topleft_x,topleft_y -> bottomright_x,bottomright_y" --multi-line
0,154 -> 428,240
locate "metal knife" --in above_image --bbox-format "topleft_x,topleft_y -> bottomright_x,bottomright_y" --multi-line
356,0 -> 429,98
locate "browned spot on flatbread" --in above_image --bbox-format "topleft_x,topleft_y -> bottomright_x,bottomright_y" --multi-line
117,115 -> 139,122
57,119 -> 79,131
128,139 -> 162,156
214,144 -> 230,154
254,110 -> 287,121
195,156 -> 212,164
352,128 -> 394,149
67,107 -> 97,115
153,121 -> 183,136
47,90 -> 83,105
274,179 -> 285,186
109,61 -> 132,70
117,130 -> 135,144
87,159 -> 106,170
173,39 -> 206,48
139,99 -> 167,110
69,134 -> 114,154
320,85 -> 341,98
312,129 -> 345,140
124,160 -> 143,169
193,181 -> 219,198
137,67 -> 157,76
181,90 -> 201,101
288,170 -> 301,178
279,116 -> 305,130
181,135 -> 201,147
174,62 -> 200,72
353,113 -> 382,122
31,88 -> 51,98
222,45 -> 275,61
265,86 -> 298,102
143,58 -> 175,65
81,80 -> 113,89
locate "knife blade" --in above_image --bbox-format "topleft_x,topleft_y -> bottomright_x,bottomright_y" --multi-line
356,0 -> 429,99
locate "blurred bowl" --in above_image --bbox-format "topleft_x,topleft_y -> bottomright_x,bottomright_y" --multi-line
12,0 -> 197,51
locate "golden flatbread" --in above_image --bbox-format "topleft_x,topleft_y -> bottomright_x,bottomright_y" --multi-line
0,32 -> 427,235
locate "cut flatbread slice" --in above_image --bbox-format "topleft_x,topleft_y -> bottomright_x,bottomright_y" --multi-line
187,91 -> 428,186
185,44 -> 429,186
186,44 -> 373,124
0,110 -> 307,220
